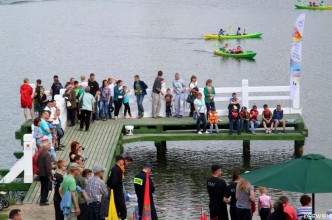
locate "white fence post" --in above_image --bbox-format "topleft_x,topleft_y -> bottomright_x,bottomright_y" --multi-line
293,84 -> 300,110
23,134 -> 34,183
242,79 -> 249,108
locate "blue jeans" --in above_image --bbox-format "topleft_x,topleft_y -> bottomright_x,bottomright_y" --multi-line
230,120 -> 241,133
241,120 -> 250,132
196,113 -> 207,132
205,101 -> 215,114
250,121 -> 261,132
89,202 -> 104,220
99,99 -> 109,119
136,94 -> 144,116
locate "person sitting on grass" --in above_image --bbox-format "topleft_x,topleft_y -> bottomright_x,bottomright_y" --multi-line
262,104 -> 273,134
208,107 -> 219,134
249,105 -> 260,135
271,104 -> 286,134
229,106 -> 241,135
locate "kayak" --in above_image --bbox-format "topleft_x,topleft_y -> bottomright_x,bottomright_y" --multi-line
204,32 -> 263,40
295,4 -> 332,10
213,50 -> 257,59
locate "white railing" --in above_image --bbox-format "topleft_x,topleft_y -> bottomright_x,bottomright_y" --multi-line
1,88 -> 68,184
124,79 -> 301,116
1,79 -> 300,184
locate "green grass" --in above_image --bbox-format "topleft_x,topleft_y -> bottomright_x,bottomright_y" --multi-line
0,213 -> 8,220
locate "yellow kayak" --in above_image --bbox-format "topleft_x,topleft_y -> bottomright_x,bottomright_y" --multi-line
295,4 -> 332,10
204,32 -> 263,40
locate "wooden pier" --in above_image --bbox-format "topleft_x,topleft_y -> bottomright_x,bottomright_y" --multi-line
0,79 -> 309,204
14,113 -> 307,204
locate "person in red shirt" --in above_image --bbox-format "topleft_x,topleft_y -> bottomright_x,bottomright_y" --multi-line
20,78 -> 34,121
249,105 -> 260,135
229,106 -> 241,135
262,104 -> 273,134
279,196 -> 297,220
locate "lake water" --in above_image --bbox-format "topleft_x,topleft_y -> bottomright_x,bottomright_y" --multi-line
0,0 -> 331,218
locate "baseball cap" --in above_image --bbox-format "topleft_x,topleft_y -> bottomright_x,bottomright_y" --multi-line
93,165 -> 105,174
41,136 -> 49,141
143,162 -> 153,169
69,163 -> 81,171
211,164 -> 221,173
115,155 -> 125,162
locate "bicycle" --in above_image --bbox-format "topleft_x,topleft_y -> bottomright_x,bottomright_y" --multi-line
0,191 -> 10,209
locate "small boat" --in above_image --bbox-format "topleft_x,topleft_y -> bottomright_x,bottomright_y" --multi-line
204,32 -> 263,40
213,50 -> 257,59
295,4 -> 332,10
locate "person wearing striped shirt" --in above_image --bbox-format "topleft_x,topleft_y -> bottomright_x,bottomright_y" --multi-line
296,195 -> 312,220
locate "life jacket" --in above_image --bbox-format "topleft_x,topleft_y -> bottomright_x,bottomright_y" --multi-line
250,109 -> 259,121
232,112 -> 239,121
208,111 -> 218,124
241,111 -> 248,119
263,109 -> 272,119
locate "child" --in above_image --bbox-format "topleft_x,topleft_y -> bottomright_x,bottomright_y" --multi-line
271,104 -> 286,134
208,108 -> 219,134
164,88 -> 173,117
262,104 -> 273,134
249,105 -> 260,135
39,88 -> 48,113
236,27 -> 241,35
33,117 -> 44,148
240,106 -> 250,133
229,106 -> 241,135
123,86 -> 133,118
258,187 -> 272,220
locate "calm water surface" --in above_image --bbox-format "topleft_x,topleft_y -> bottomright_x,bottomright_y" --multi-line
0,0 -> 331,218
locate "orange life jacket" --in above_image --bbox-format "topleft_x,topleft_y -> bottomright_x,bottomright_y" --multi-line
208,111 -> 218,124
120,164 -> 125,179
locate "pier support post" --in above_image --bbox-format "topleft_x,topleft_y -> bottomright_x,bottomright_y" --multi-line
155,141 -> 167,156
294,140 -> 304,157
243,140 -> 251,169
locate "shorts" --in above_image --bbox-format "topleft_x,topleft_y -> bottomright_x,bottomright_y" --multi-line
21,104 -> 32,109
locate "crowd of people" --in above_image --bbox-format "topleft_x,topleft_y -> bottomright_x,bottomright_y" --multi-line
20,71 -> 287,136
206,165 -> 316,220
35,134 -> 157,220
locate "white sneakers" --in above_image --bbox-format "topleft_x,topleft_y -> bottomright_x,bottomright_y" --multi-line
197,131 -> 209,134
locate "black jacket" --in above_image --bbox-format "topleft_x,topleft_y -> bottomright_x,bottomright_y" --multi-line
37,150 -> 52,177
134,171 -> 155,203
107,164 -> 123,192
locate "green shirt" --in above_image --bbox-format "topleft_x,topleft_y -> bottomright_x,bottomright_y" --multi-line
79,92 -> 96,111
204,86 -> 216,103
75,175 -> 87,204
135,82 -> 142,95
74,87 -> 83,102
61,175 -> 77,208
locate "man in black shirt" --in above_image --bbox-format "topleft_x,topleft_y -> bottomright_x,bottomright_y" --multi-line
88,73 -> 99,121
206,164 -> 229,220
50,75 -> 63,101
151,71 -> 164,118
107,155 -> 126,220
267,200 -> 287,220
224,169 -> 241,220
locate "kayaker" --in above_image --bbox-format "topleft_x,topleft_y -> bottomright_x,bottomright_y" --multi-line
312,2 -> 318,6
218,28 -> 226,36
236,27 -> 241,35
319,1 -> 324,6
309,2 -> 312,6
